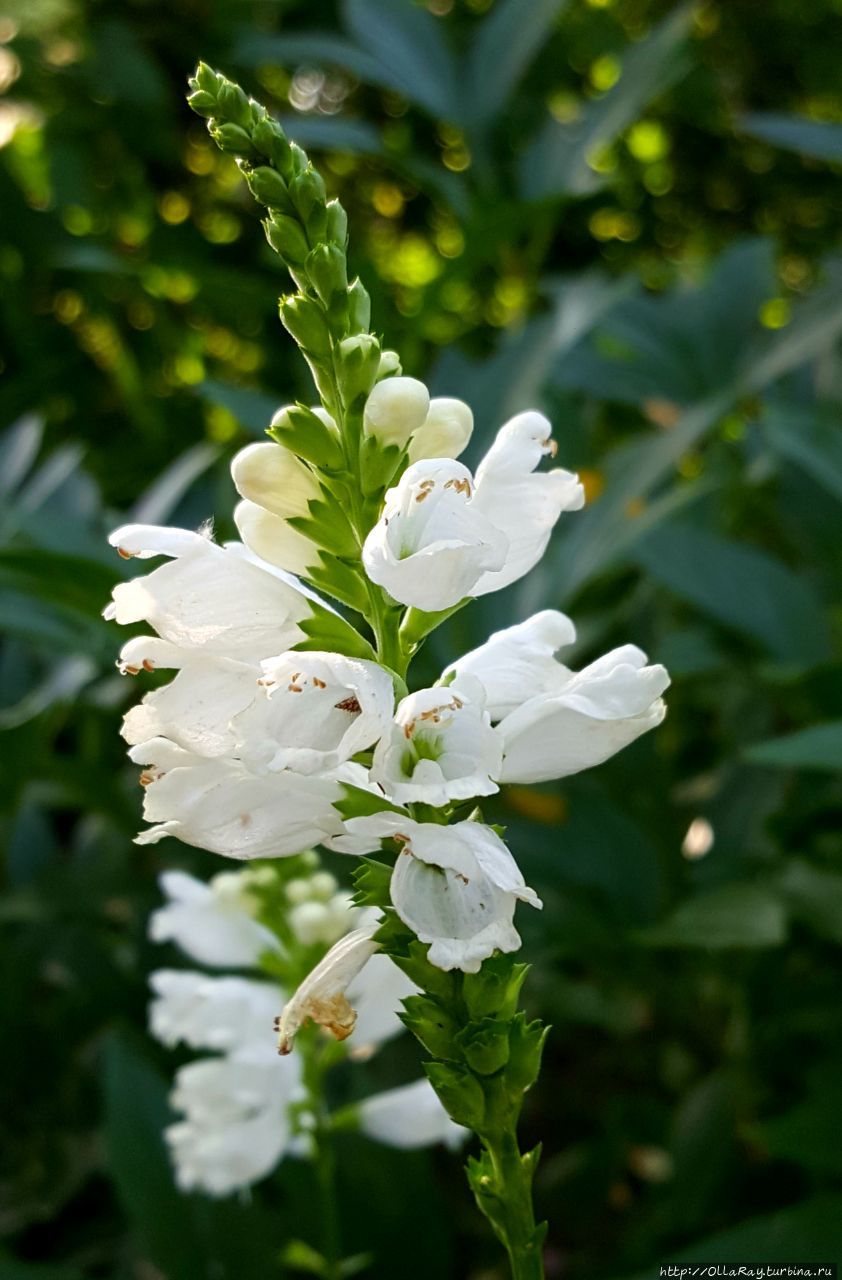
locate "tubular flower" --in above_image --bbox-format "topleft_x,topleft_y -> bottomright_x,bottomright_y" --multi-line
361,412 -> 584,611
149,869 -> 280,968
149,970 -> 281,1052
105,524 -> 313,662
128,738 -> 361,857
275,921 -> 381,1053
407,397 -> 473,463
234,650 -> 394,776
371,676 -> 502,808
120,653 -> 259,759
358,1079 -> 467,1150
363,376 -> 430,447
497,645 -> 671,783
338,814 -> 542,974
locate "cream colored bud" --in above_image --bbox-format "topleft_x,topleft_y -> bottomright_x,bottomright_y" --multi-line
408,397 -> 474,463
378,350 -> 402,378
234,500 -> 321,577
363,376 -> 430,448
289,901 -> 336,946
231,442 -> 321,520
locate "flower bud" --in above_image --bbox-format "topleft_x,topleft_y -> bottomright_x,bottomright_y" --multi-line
325,199 -> 348,246
234,500 -> 321,578
289,900 -> 338,946
363,376 -> 430,448
246,166 -> 289,208
192,62 -> 220,97
400,995 -> 461,1059
252,119 -> 293,176
347,279 -> 371,333
186,89 -> 216,118
306,243 -> 348,305
338,334 -> 381,406
289,167 -> 326,222
408,397 -> 474,463
378,349 -> 402,379
279,295 -> 332,357
264,214 -> 308,263
210,122 -> 254,156
457,1017 -> 511,1076
231,441 -> 321,520
217,81 -> 252,128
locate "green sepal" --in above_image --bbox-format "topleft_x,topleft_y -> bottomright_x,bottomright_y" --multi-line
505,1014 -> 549,1095
335,784 -> 406,823
400,995 -> 462,1060
289,167 -> 327,224
308,555 -> 370,614
288,496 -> 359,559
245,165 -> 289,208
463,956 -> 530,1020
380,936 -> 460,1004
263,212 -> 307,259
351,859 -> 392,910
425,1062 -> 485,1130
210,121 -> 255,156
337,335 -> 381,409
457,1016 -> 511,1076
297,608 -> 375,662
325,199 -> 348,246
347,278 -> 370,331
400,598 -> 472,652
191,62 -> 220,96
268,404 -> 345,471
359,433 -> 404,496
186,89 -> 216,117
307,243 -> 348,305
217,80 -> 252,128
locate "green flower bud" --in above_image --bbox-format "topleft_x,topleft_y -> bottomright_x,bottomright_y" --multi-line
457,1017 -> 511,1076
505,1014 -> 548,1095
338,334 -> 381,407
288,141 -> 309,176
279,295 -> 332,357
210,122 -> 254,156
400,995 -> 461,1059
425,1062 -> 485,1131
290,167 -> 326,222
217,81 -> 252,129
269,403 -> 345,470
186,89 -> 216,118
306,243 -> 348,305
325,199 -> 348,246
246,165 -> 289,207
252,119 -> 293,177
347,279 -> 371,333
264,215 -> 309,263
192,62 -> 220,97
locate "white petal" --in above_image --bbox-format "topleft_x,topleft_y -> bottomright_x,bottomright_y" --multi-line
122,660 -> 258,757
359,1079 -> 467,1150
407,397 -> 473,462
148,970 -> 280,1052
234,499 -> 320,578
443,609 -> 577,719
346,952 -> 417,1051
166,1108 -> 289,1196
109,523 -> 210,559
148,869 -> 281,967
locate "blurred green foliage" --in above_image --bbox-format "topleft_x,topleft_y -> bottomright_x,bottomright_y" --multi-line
1,0 -> 842,1277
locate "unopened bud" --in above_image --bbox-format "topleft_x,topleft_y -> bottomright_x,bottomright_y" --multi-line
347,279 -> 371,333
279,295 -> 332,357
408,396 -> 474,463
364,376 -> 430,448
246,165 -> 289,208
307,243 -> 348,305
325,199 -> 348,246
338,334 -> 381,407
210,122 -> 254,155
252,119 -> 293,176
378,349 -> 402,379
457,1017 -> 511,1076
264,214 -> 309,263
186,89 -> 216,118
217,81 -> 252,128
290,167 -> 326,223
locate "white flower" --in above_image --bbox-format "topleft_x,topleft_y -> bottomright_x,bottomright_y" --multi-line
339,815 -> 542,974
371,676 -> 502,808
128,737 -> 357,858
166,1049 -> 301,1197
363,376 -> 430,447
358,1079 -> 466,1150
498,644 -> 670,783
149,969 -> 280,1051
362,412 -> 583,610
276,920 -> 381,1052
443,609 -> 577,720
231,440 -> 322,520
105,523 -> 312,662
148,869 -> 281,967
234,499 -> 321,579
121,654 -> 258,759
407,397 -> 473,463
235,650 -> 394,776
347,952 -> 417,1054
469,411 -> 584,595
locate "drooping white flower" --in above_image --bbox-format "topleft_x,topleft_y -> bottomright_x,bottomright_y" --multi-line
442,609 -> 577,720
234,650 -> 394,776
149,969 -> 280,1051
407,397 -> 473,463
105,524 -> 312,662
338,814 -> 542,974
363,376 -> 430,447
362,412 -> 583,610
276,920 -> 381,1052
362,459 -> 509,612
498,645 -> 670,783
371,676 -> 502,808
165,1048 -> 301,1197
358,1079 -> 467,1150
470,411 -> 584,595
121,653 -> 258,759
148,869 -> 281,967
129,737 -> 358,858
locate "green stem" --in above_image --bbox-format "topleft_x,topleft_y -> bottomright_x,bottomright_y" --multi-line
479,1078 -> 545,1280
300,1036 -> 343,1278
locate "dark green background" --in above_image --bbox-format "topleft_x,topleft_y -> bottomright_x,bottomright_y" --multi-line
1,0 -> 841,1276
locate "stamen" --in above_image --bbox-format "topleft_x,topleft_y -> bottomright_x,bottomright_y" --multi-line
116,547 -> 133,559
288,683 -> 303,693
142,659 -> 155,672
335,695 -> 361,713
312,676 -> 327,689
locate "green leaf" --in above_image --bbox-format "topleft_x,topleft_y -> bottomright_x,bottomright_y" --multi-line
762,1059 -> 842,1175
739,113 -> 842,163
344,0 -> 458,121
0,1258 -> 85,1280
639,884 -> 787,949
763,401 -> 842,502
464,0 -> 568,130
632,522 -> 831,665
779,859 -> 842,941
745,721 -> 842,771
520,6 -> 693,200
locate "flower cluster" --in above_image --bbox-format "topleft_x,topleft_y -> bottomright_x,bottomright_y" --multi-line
148,862 -> 462,1195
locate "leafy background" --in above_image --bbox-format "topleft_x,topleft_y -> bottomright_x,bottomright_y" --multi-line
1,0 -> 841,1276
